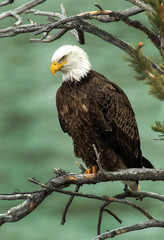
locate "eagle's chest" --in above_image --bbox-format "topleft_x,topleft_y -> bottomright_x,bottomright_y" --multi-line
56,83 -> 91,137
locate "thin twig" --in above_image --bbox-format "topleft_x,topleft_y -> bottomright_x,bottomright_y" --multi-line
75,161 -> 86,173
30,29 -> 68,43
97,202 -> 109,235
104,209 -> 122,224
95,3 -> 104,11
0,0 -> 46,25
93,144 -> 108,177
97,201 -> 122,235
53,168 -> 67,176
50,187 -> 154,220
61,185 -> 80,225
0,193 -> 33,200
28,177 -> 49,189
114,190 -> 164,202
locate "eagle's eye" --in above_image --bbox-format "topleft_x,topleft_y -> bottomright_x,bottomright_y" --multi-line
60,55 -> 67,62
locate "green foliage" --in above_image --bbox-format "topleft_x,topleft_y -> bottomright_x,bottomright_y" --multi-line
142,0 -> 163,35
124,0 -> 164,139
125,44 -> 164,138
125,45 -> 164,100
151,121 -> 164,140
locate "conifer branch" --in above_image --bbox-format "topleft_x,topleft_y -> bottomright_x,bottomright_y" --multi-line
142,0 -> 163,36
152,121 -> 164,140
124,44 -> 164,100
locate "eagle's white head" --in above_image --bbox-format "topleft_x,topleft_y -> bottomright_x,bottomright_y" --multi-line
50,45 -> 91,82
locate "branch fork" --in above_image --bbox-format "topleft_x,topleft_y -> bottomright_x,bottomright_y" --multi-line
0,167 -> 164,239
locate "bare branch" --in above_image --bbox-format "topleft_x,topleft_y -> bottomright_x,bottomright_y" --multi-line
56,19 -> 163,75
61,185 -> 80,225
114,190 -> 164,202
25,9 -> 58,17
97,201 -> 122,235
126,0 -> 154,12
30,29 -> 68,43
75,161 -> 86,173
0,24 -> 45,38
0,3 -> 159,54
30,9 -> 161,74
39,9 -> 160,48
0,0 -> 14,7
29,3 -> 85,44
0,4 -> 147,45
95,3 -> 104,11
119,5 -> 144,16
0,0 -> 46,25
0,192 -> 34,200
0,169 -> 164,227
93,219 -> 164,239
25,5 -> 145,23
93,144 -> 104,174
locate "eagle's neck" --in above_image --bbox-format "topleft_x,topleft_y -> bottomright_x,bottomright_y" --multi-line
62,57 -> 91,83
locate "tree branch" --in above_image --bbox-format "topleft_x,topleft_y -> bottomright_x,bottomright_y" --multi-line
33,9 -> 159,49
0,1 -> 164,238
61,184 -> 81,225
93,219 -> 164,239
0,2 -> 161,73
126,0 -> 153,12
97,201 -> 122,235
0,169 -> 164,227
0,0 -> 46,25
0,0 -> 14,7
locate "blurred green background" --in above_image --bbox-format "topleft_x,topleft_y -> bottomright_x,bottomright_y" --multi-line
0,0 -> 163,239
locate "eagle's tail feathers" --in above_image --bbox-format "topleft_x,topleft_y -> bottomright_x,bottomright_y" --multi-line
122,180 -> 140,191
142,157 -> 154,169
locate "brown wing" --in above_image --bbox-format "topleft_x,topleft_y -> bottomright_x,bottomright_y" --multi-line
88,70 -> 142,168
56,87 -> 67,133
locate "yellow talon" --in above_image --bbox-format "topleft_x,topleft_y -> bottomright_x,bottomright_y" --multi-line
92,165 -> 98,174
84,165 -> 98,174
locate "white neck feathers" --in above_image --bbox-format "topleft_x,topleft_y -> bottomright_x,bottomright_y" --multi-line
51,45 -> 91,82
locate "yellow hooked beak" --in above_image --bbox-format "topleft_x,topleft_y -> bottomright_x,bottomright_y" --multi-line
50,61 -> 67,77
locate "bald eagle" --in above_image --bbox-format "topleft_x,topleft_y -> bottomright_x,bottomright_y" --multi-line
50,45 -> 153,191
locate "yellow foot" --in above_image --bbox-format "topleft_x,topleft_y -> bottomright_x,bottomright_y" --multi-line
84,165 -> 98,174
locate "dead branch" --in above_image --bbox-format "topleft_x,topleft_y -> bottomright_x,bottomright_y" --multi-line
1,2 -> 157,47
93,219 -> 164,239
126,0 -> 154,12
97,201 -> 122,235
61,184 -> 81,225
0,0 -> 14,7
0,169 -> 164,229
0,3 -> 145,41
34,15 -> 164,75
0,168 -> 164,239
32,9 -> 159,49
0,1 -> 163,75
0,0 -> 46,25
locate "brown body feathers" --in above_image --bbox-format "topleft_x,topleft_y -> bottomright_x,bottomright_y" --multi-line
56,70 -> 149,172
